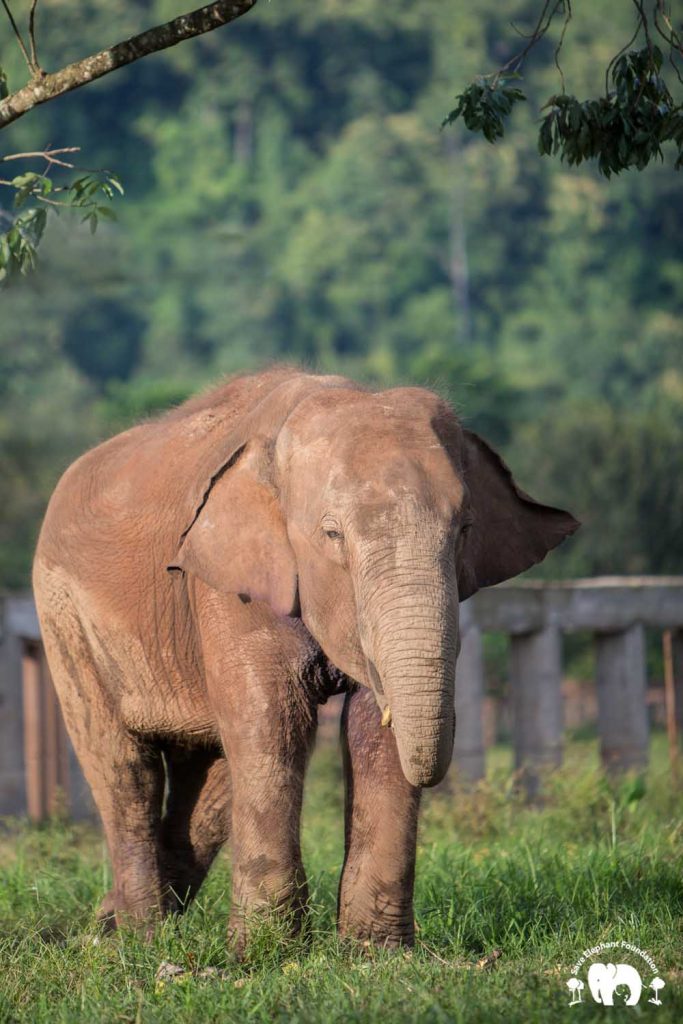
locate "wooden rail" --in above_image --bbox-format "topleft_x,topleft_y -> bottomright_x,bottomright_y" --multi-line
1,578 -> 683,818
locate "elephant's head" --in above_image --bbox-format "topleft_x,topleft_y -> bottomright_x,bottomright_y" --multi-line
587,963 -> 642,1006
171,376 -> 578,787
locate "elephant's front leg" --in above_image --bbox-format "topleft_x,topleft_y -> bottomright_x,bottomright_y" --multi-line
196,587 -> 317,955
338,686 -> 421,946
224,704 -> 314,954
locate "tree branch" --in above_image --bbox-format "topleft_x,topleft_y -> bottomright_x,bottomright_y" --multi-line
28,0 -> 41,75
1,0 -> 34,74
0,146 -> 80,168
0,0 -> 258,130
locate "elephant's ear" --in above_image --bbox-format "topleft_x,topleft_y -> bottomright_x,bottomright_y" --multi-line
457,429 -> 579,601
168,437 -> 298,617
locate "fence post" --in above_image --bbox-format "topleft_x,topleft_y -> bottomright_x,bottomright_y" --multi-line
40,648 -> 71,815
454,610 -> 485,783
0,599 -> 27,815
510,624 -> 563,799
673,629 -> 683,748
595,623 -> 649,772
22,641 -> 45,821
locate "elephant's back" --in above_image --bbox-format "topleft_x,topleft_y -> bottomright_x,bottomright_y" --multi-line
33,365 -> 354,620
35,367 -> 299,565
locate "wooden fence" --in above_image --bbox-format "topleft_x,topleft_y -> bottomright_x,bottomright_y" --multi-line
1,578 -> 683,819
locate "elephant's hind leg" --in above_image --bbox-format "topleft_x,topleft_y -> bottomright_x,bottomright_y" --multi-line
78,729 -> 166,932
38,616 -> 166,933
159,744 -> 231,913
89,736 -> 165,934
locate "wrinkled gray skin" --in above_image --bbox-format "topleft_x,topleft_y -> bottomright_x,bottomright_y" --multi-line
33,369 -> 578,951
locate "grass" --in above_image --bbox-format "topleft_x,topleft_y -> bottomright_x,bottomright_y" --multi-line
1,733 -> 681,1023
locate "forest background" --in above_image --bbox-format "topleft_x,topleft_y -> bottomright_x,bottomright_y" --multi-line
1,0 -> 682,591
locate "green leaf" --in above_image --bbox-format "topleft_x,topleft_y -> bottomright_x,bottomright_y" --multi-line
10,172 -> 40,190
107,174 -> 125,196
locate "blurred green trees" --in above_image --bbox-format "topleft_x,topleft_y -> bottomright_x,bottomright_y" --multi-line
0,0 -> 681,587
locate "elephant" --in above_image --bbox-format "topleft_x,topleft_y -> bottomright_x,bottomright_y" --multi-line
587,962 -> 643,1005
33,367 -> 578,951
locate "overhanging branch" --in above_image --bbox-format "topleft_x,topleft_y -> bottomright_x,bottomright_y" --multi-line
0,0 -> 258,130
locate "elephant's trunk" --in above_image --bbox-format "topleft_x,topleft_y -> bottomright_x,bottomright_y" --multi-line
358,541 -> 459,788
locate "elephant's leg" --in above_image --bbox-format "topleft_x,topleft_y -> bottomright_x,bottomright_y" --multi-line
195,588 -> 318,956
338,685 -> 421,947
220,684 -> 317,954
66,730 -> 165,931
83,734 -> 165,932
158,744 -> 231,912
39,623 -> 166,933
87,740 -> 165,934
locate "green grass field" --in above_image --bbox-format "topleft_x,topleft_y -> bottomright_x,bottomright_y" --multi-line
1,733 -> 681,1023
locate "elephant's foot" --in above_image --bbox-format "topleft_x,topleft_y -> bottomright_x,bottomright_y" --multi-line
227,911 -> 308,961
96,889 -> 118,933
338,912 -> 415,949
338,882 -> 415,949
96,870 -> 195,932
94,887 -> 163,940
227,877 -> 309,960
158,851 -> 207,915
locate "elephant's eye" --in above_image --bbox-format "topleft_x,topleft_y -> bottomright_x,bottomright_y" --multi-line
324,528 -> 342,541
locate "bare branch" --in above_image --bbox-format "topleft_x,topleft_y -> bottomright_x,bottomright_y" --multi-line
491,0 -> 568,86
0,179 -> 67,202
653,3 -> 683,88
1,0 -> 34,74
29,0 -> 41,74
0,0 -> 258,130
0,146 -> 80,168
654,1 -> 683,67
631,0 -> 653,54
553,0 -> 572,94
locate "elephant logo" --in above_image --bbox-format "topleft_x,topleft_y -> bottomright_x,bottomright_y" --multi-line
587,962 -> 642,1005
566,940 -> 664,1008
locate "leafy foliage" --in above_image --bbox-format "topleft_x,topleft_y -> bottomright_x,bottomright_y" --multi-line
442,77 -> 526,143
444,3 -> 683,177
539,48 -> 683,176
0,206 -> 46,279
0,164 -> 123,281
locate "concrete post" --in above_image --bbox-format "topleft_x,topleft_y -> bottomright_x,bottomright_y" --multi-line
595,624 -> 649,772
0,599 -> 27,815
673,629 -> 683,748
22,642 -> 46,821
40,649 -> 71,817
510,625 -> 563,799
454,619 -> 485,783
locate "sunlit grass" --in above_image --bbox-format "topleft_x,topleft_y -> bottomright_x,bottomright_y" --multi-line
1,734 -> 681,1022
